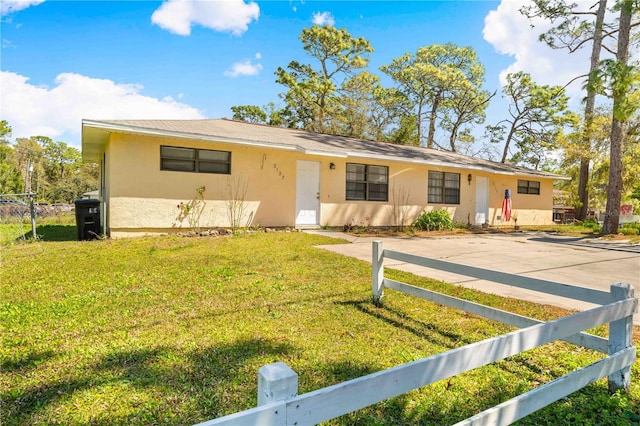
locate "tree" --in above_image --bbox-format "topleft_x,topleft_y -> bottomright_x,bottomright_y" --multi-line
13,137 -> 44,196
49,161 -> 99,203
275,25 -> 373,132
42,139 -> 81,182
440,87 -> 495,152
0,120 -> 11,145
489,71 -> 570,166
231,105 -> 268,124
1,131 -> 97,202
521,0 -> 610,220
327,71 -> 416,142
380,43 -> 487,149
597,0 -> 639,234
0,122 -> 23,194
231,103 -> 289,128
557,110 -> 611,210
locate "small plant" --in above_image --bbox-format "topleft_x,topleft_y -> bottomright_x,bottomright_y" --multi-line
413,209 -> 453,231
226,176 -> 251,232
176,186 -> 206,231
343,217 -> 370,234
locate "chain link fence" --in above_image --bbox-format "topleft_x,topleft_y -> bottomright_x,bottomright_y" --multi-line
0,193 -> 75,243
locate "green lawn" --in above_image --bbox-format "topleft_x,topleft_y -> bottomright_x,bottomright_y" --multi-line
1,231 -> 638,425
0,212 -> 77,244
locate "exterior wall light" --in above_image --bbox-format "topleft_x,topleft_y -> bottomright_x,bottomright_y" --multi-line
467,173 -> 472,185
329,163 -> 336,170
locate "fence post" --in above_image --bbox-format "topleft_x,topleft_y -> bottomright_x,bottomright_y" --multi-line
372,240 -> 384,307
608,282 -> 636,392
28,192 -> 37,239
257,362 -> 298,406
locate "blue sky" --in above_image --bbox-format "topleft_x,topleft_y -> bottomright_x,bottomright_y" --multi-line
1,0 -> 601,153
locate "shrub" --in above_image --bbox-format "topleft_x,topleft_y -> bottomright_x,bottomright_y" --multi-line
621,222 -> 640,230
413,210 -> 453,231
453,221 -> 469,229
580,218 -> 600,229
619,227 -> 639,236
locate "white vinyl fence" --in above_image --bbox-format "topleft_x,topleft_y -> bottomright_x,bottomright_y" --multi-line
196,240 -> 637,426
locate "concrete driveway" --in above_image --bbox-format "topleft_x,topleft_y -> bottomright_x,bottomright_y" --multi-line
309,231 -> 640,325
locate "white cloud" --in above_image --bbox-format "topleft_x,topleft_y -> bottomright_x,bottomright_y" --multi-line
0,71 -> 204,148
224,59 -> 263,77
151,0 -> 259,36
255,52 -> 262,60
483,0 -> 618,103
1,0 -> 44,16
312,11 -> 334,26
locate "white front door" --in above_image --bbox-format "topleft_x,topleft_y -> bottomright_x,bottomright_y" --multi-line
295,160 -> 320,226
475,176 -> 489,225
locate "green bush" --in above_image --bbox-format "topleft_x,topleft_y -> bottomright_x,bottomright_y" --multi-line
413,210 -> 453,231
619,227 -> 639,236
621,222 -> 640,230
581,218 -> 599,229
453,221 -> 469,229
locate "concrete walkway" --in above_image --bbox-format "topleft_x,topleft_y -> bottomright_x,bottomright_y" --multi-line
308,230 -> 640,325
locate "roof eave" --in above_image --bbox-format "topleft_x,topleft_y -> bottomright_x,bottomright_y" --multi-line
345,151 -> 569,180
81,120 -> 299,160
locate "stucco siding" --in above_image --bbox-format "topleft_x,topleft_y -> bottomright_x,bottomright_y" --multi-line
106,134 -> 302,230
488,175 -> 554,226
99,131 -> 557,236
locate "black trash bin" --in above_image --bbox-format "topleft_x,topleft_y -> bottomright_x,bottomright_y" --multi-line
74,199 -> 101,240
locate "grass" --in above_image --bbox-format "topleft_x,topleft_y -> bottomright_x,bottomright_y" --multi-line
1,230 -> 639,425
0,213 -> 77,244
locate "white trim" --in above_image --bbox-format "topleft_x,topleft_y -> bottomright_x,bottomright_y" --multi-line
345,151 -> 568,180
297,147 -> 348,158
82,120 -> 298,152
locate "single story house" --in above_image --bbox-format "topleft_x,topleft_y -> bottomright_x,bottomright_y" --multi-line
81,119 -> 568,238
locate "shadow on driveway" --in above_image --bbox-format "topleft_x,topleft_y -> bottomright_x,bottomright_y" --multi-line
529,235 -> 640,254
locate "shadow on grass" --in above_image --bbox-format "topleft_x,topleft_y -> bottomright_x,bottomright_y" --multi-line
336,299 -> 474,349
36,224 -> 77,241
4,224 -> 78,242
1,350 -> 57,373
2,338 -> 296,426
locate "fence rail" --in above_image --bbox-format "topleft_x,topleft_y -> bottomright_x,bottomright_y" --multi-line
196,240 -> 637,426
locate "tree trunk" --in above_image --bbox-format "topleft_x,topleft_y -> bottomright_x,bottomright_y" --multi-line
575,157 -> 591,219
575,0 -> 607,221
602,117 -> 626,234
501,123 -> 517,163
602,0 -> 633,235
449,125 -> 458,153
426,92 -> 441,149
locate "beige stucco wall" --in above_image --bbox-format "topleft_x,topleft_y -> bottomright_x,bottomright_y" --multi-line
487,176 -> 554,226
101,133 -> 556,237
